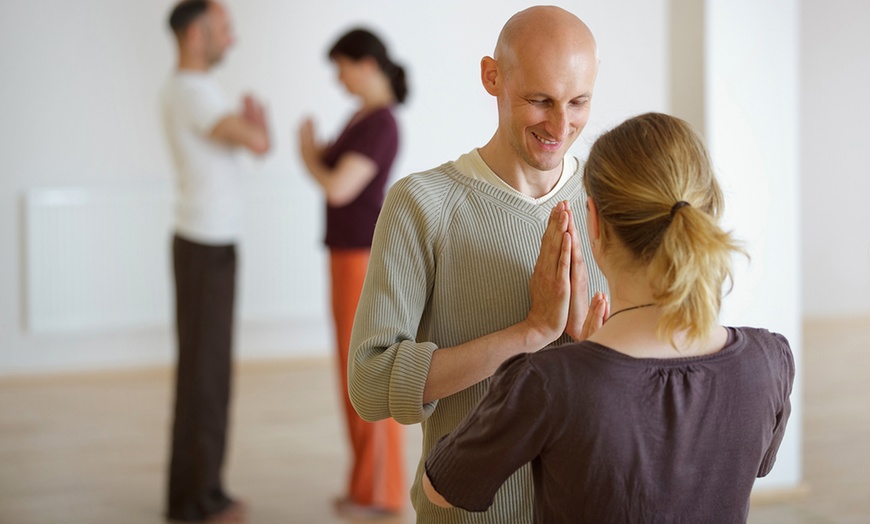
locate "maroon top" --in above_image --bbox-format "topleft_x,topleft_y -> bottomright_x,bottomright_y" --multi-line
425,327 -> 795,524
322,106 -> 398,249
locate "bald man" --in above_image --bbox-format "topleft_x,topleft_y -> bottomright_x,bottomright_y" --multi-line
348,6 -> 607,523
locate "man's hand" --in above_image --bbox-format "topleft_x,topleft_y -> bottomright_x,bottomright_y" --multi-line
242,94 -> 267,129
525,201 -> 572,344
209,94 -> 270,155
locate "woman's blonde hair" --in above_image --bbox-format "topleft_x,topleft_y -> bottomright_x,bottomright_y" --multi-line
583,112 -> 744,344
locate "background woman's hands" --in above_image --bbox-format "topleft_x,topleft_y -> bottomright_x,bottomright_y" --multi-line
298,117 -> 324,173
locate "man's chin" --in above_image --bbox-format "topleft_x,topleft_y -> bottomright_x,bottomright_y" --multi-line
526,154 -> 564,173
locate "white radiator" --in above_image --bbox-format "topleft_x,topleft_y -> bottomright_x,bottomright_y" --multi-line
24,182 -> 326,333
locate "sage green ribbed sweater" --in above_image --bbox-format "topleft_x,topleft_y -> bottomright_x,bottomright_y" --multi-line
349,159 -> 609,523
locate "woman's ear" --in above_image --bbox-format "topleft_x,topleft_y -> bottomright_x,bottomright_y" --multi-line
361,55 -> 379,73
586,196 -> 601,244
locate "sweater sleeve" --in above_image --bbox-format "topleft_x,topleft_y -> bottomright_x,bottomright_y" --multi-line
348,175 -> 443,424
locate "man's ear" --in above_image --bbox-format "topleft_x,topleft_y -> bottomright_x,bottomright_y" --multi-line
183,19 -> 204,48
480,56 -> 499,96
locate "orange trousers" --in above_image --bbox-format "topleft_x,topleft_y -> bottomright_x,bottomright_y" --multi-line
330,249 -> 406,511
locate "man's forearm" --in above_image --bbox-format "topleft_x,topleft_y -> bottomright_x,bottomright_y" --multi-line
421,319 -> 554,404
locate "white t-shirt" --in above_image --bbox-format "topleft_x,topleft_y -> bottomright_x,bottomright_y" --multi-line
162,71 -> 242,244
453,148 -> 578,205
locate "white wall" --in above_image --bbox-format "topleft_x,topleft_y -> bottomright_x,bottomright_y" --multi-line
0,0 -> 668,373
705,0 -> 802,492
800,0 -> 870,318
0,0 -> 808,496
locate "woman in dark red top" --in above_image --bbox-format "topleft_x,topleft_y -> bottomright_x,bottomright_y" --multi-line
298,28 -> 408,518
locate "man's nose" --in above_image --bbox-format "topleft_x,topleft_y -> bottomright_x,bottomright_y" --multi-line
547,107 -> 570,139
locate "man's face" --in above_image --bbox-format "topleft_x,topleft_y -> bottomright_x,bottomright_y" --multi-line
498,48 -> 598,173
201,3 -> 234,66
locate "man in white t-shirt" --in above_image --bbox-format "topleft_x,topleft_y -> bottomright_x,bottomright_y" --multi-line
161,1 -> 269,522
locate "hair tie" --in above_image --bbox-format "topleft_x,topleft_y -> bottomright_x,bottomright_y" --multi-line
670,201 -> 690,217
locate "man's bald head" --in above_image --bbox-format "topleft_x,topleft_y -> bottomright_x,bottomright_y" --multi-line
494,6 -> 597,76
479,6 -> 600,179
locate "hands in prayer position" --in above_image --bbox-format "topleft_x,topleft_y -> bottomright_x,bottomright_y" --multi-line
528,201 -> 609,344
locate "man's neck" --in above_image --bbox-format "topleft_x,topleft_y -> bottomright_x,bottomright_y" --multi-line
177,52 -> 210,73
477,140 -> 563,199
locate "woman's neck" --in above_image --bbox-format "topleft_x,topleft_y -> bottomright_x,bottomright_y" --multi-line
591,260 -> 726,358
358,74 -> 395,111
360,92 -> 394,111
601,264 -> 656,315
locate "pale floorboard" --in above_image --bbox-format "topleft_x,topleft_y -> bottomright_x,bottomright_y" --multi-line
0,317 -> 867,523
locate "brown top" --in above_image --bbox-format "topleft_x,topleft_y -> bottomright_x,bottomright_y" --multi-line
425,327 -> 795,524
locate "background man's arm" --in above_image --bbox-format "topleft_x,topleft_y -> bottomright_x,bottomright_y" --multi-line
210,94 -> 270,154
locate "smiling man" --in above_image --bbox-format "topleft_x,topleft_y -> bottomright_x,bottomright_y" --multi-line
347,6 -> 608,523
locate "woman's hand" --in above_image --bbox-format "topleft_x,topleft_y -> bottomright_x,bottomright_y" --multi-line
574,292 -> 609,341
563,202 -> 591,340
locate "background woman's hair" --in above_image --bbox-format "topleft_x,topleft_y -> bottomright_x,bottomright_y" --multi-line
329,28 -> 408,104
583,112 -> 745,344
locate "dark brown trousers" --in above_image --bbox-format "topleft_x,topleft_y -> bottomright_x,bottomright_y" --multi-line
166,235 -> 236,521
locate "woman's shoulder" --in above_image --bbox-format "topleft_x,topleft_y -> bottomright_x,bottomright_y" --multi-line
355,106 -> 398,130
728,326 -> 791,353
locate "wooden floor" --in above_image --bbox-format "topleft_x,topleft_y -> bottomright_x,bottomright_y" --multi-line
1,317 -> 868,523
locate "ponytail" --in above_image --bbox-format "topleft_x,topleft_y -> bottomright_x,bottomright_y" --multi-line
650,202 -> 742,344
386,62 -> 408,104
583,112 -> 745,345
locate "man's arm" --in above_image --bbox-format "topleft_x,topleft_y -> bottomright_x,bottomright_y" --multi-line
348,175 -> 442,424
421,201 -> 574,404
349,188 -> 577,424
209,94 -> 270,154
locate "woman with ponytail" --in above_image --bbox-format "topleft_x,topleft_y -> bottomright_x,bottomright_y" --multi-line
423,113 -> 794,523
298,28 -> 407,518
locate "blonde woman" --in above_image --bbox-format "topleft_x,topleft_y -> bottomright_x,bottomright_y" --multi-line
423,113 -> 795,523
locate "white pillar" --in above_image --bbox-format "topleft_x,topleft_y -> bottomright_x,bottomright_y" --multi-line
671,0 -> 803,493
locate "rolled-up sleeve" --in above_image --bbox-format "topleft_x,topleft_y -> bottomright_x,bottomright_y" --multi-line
348,176 -> 442,424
